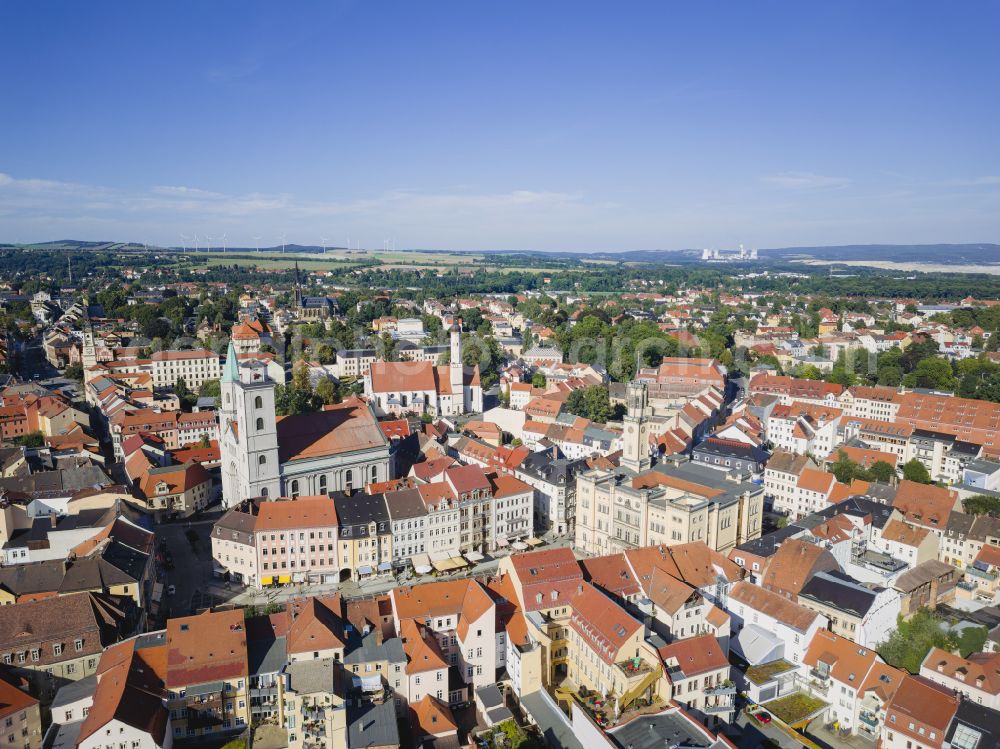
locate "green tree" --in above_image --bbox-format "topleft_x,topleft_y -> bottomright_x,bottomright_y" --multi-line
901,458 -> 933,484
877,365 -> 903,387
14,432 -> 44,448
199,379 -> 221,399
63,364 -> 84,381
963,494 -> 1000,516
878,609 -> 952,673
565,385 -> 614,423
292,359 -> 312,394
459,308 -> 484,332
531,372 -> 546,389
865,460 -> 897,483
879,609 -> 989,673
315,377 -> 338,405
830,450 -> 859,483
905,356 -> 957,391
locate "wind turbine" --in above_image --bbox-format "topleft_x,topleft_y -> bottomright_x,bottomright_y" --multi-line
319,236 -> 329,255
277,233 -> 287,253
251,235 -> 262,253
220,232 -> 228,253
204,234 -> 214,253
179,233 -> 188,251
192,233 -> 200,252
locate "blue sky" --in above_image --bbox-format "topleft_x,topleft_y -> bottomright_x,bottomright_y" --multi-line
1,1 -> 998,251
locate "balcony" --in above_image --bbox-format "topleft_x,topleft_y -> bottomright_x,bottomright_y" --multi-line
703,701 -> 736,715
808,669 -> 830,694
704,684 -> 737,696
859,711 -> 879,728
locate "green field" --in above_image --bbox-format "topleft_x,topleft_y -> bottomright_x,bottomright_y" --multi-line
189,249 -> 484,271
194,253 -> 363,271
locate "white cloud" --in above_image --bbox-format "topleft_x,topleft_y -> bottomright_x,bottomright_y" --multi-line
942,176 -> 1000,187
761,171 -> 852,190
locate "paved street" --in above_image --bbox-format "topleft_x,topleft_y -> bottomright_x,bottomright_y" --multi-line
156,519 -> 223,619
16,338 -> 60,382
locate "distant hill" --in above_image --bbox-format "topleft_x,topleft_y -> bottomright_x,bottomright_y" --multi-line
3,240 -> 998,267
763,244 -> 1000,264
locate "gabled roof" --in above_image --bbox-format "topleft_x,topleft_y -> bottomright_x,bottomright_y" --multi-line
399,620 -> 448,674
508,547 -> 584,612
568,582 -> 641,666
255,497 -> 338,531
658,634 -> 729,679
411,695 -> 457,737
276,397 -> 387,463
286,595 -> 346,655
803,629 -> 879,685
729,581 -> 821,632
761,538 -> 838,598
892,480 -> 958,531
165,609 -> 248,688
76,640 -> 168,746
921,648 -> 1000,696
579,553 -> 641,599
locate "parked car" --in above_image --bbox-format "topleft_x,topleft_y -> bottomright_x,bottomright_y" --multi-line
754,711 -> 772,725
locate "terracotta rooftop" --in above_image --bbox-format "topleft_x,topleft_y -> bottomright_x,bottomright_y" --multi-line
276,397 -> 386,463
165,609 -> 248,688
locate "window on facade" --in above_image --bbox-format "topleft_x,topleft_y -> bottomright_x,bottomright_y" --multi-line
290,480 -> 299,498
345,470 -> 353,490
319,475 -> 327,493
255,396 -> 263,409
256,417 -> 264,431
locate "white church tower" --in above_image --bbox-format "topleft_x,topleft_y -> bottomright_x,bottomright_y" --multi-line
621,381 -> 653,474
220,340 -> 281,508
450,319 -> 464,407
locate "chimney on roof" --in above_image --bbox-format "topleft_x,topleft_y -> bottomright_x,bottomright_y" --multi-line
49,511 -> 58,528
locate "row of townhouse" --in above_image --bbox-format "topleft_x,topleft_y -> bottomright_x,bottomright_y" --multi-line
211,465 -> 535,587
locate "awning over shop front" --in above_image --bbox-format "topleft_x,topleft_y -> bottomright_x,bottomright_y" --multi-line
511,541 -> 528,551
495,537 -> 508,547
464,551 -> 485,563
277,574 -> 292,584
358,565 -> 373,576
411,553 -> 433,574
429,550 -> 450,562
525,537 -> 543,547
377,562 -> 392,573
260,576 -> 274,585
432,557 -> 469,572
